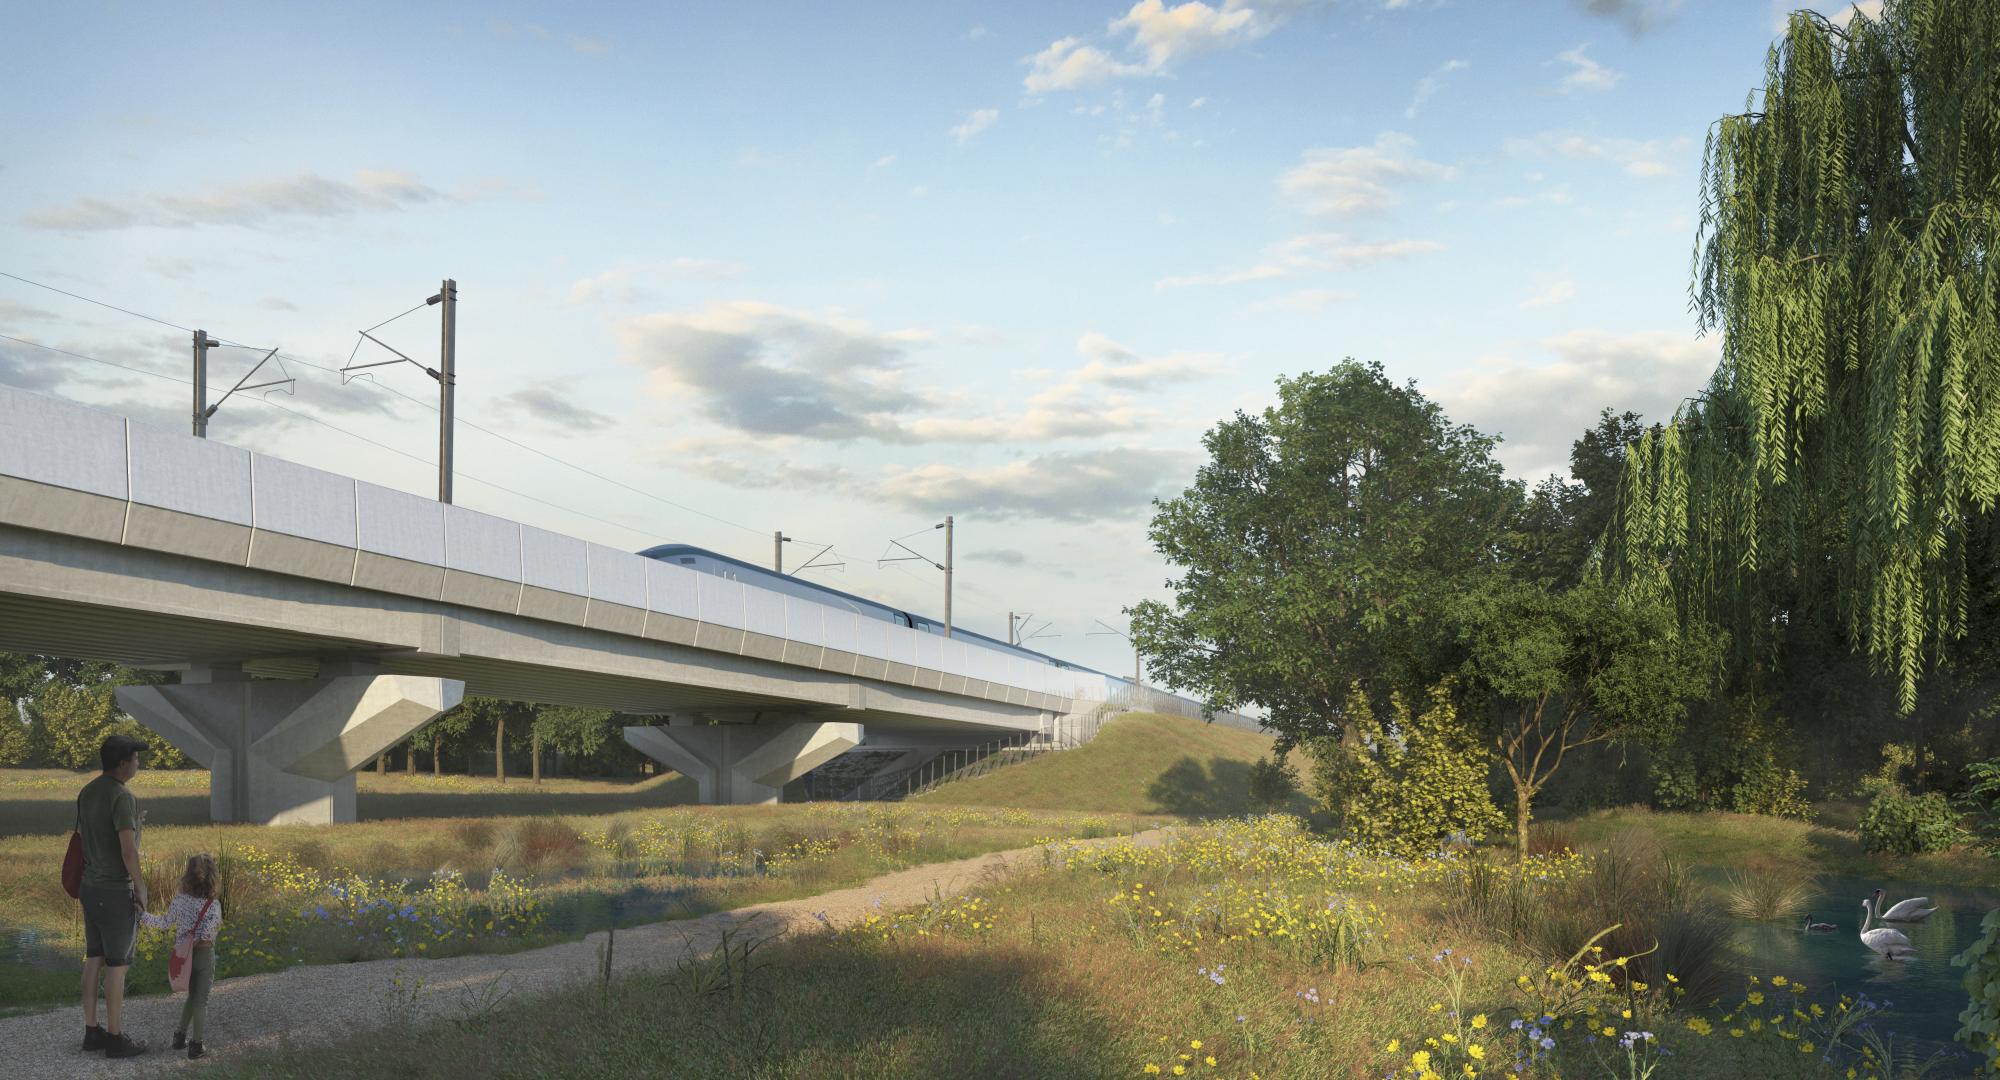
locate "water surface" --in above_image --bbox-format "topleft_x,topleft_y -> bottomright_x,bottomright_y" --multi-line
1723,872 -> 1994,1060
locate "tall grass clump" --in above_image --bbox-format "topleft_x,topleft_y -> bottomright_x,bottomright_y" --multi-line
1449,828 -> 1736,1005
1721,863 -> 1814,921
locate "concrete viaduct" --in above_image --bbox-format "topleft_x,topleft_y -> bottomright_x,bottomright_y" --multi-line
0,386 -> 1124,824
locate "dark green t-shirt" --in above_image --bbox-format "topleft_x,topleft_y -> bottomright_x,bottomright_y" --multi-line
77,773 -> 137,889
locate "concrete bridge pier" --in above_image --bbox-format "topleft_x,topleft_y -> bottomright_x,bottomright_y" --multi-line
116,663 -> 464,825
623,717 -> 862,804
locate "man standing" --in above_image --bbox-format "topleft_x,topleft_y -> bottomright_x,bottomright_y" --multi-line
78,733 -> 150,1058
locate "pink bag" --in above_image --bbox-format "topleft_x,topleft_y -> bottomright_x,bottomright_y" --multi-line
167,899 -> 214,994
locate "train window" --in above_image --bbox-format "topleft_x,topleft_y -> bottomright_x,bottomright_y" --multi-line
679,558 -> 695,565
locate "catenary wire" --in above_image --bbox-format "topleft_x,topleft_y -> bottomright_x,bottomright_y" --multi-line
1,269 -> 777,543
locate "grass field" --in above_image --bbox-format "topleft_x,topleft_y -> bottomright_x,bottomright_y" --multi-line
213,815 -> 1972,1080
914,712 -> 1300,817
0,765 -> 1157,1012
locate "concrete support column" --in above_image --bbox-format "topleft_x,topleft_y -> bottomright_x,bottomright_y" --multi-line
623,718 -> 861,804
116,667 -> 463,825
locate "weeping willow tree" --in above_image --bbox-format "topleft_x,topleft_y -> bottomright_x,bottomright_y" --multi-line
1604,2 -> 2000,730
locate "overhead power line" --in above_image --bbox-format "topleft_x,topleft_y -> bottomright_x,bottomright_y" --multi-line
0,269 -> 778,545
0,333 -> 682,549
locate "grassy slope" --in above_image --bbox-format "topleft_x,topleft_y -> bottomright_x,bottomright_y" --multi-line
1560,805 -> 2000,888
912,712 -> 1290,817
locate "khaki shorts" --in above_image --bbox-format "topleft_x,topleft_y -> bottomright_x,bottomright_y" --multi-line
80,884 -> 138,967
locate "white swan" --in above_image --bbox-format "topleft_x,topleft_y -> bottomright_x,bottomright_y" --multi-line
1872,888 -> 1937,923
1859,897 -> 1916,960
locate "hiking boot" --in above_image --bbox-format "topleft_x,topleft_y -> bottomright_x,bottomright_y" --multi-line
187,1041 -> 205,1060
102,1032 -> 147,1058
172,1030 -> 186,1050
82,1025 -> 105,1051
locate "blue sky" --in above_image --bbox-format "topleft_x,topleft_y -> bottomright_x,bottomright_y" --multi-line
0,0 -> 1878,676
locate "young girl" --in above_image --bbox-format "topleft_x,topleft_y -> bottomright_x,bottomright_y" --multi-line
141,853 -> 222,1059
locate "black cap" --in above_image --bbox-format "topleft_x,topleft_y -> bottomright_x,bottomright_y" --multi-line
99,733 -> 150,771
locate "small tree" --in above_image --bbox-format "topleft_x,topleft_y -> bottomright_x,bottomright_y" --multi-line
1308,680 -> 1503,859
1454,579 -> 1719,853
1246,753 -> 1299,813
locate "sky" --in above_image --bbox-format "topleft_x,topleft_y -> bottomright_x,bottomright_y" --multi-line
0,0 -> 1882,679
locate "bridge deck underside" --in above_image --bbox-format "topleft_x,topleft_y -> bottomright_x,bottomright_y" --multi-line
0,591 -> 1026,732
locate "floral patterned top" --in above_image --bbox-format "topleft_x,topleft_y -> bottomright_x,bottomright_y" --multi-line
140,893 -> 222,945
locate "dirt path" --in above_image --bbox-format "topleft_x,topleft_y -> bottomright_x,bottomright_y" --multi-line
5,828 -> 1168,1079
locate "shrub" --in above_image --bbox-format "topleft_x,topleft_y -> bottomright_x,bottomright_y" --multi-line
1307,680 -> 1503,860
1525,822 -> 1578,857
1956,907 -> 2000,1072
1961,760 -> 2000,856
1730,761 -> 1815,822
514,818 -> 583,867
1246,755 -> 1298,812
1858,785 -> 1963,854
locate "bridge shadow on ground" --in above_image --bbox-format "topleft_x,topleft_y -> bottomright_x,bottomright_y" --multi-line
0,772 -> 698,836
237,939 -> 1129,1079
356,774 -> 698,822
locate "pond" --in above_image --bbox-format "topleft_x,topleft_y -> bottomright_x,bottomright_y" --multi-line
1723,872 -> 1995,1061
0,924 -> 69,970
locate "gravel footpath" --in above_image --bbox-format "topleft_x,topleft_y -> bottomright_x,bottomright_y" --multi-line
5,828 -> 1170,1079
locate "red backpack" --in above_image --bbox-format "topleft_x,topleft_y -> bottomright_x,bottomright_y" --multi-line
61,793 -> 84,899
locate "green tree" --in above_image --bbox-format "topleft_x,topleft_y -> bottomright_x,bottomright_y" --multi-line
1511,410 -> 1650,588
31,682 -> 189,770
530,705 -> 615,781
1452,579 -> 1721,853
1605,1 -> 2000,747
1308,680 -> 1503,859
1131,362 -> 1520,748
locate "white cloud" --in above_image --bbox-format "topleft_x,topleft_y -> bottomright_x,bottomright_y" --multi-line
1433,329 -> 1721,480
1404,58 -> 1468,119
1504,130 -> 1692,178
1277,133 -> 1457,216
569,36 -> 612,54
1189,95 -> 1208,108
899,332 -> 1224,443
1575,0 -> 1684,34
966,24 -> 991,40
0,299 -> 58,322
879,446 -> 1196,522
950,108 -> 1000,144
1072,331 -> 1227,387
493,381 -> 616,433
1112,0 -> 1261,69
1556,45 -> 1622,93
615,302 -> 930,441
1518,279 -> 1578,309
1023,37 -> 1147,92
1022,0 -> 1313,92
566,258 -> 745,306
870,154 -> 897,170
1157,232 -> 1445,290
1250,288 -> 1354,312
24,171 -> 454,231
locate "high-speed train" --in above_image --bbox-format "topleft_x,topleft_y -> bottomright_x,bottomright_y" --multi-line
637,543 -> 1106,677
